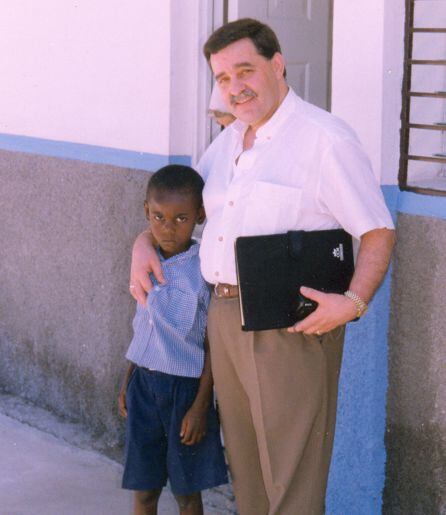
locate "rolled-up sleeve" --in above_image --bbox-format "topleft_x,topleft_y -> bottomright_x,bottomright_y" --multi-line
317,138 -> 394,239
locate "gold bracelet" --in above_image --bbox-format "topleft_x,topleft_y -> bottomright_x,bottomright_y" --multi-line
344,290 -> 368,318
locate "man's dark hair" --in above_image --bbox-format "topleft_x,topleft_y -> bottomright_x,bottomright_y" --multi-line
203,18 -> 282,62
146,165 -> 204,208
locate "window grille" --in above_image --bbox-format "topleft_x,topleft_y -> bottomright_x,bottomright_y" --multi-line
399,0 -> 446,195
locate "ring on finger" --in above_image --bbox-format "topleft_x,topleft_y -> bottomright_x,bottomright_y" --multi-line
129,284 -> 136,290
316,330 -> 322,336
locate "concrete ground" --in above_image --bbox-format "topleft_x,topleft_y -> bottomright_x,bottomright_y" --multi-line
0,395 -> 236,515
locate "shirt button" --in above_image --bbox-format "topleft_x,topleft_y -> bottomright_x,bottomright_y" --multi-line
215,271 -> 219,277
149,319 -> 153,325
218,236 -> 223,242
154,285 -> 160,291
228,201 -> 234,206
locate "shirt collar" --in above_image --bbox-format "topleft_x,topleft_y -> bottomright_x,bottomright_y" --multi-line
229,87 -> 300,141
157,239 -> 199,264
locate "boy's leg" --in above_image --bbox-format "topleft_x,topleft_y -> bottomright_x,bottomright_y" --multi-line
161,374 -> 228,495
134,488 -> 162,515
174,492 -> 203,515
122,368 -> 169,491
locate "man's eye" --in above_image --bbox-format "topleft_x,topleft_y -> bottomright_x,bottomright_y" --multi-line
240,69 -> 253,78
217,76 -> 229,85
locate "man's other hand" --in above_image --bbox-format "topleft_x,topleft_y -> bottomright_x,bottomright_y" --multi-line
129,230 -> 165,306
288,286 -> 357,335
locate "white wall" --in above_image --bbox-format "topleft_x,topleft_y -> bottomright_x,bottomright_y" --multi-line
0,0 -> 172,155
331,0 -> 405,185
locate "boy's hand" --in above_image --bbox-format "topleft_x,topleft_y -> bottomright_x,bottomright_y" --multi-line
118,362 -> 135,418
180,407 -> 207,445
118,388 -> 128,418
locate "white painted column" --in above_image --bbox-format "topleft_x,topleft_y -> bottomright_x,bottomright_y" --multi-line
331,0 -> 404,185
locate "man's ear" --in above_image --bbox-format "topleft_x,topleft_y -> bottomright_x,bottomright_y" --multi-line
144,200 -> 150,221
196,205 -> 206,225
272,52 -> 285,79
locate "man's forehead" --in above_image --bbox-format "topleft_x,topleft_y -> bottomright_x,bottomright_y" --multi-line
210,38 -> 263,71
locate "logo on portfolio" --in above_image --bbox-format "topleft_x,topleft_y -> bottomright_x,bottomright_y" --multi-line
332,244 -> 344,261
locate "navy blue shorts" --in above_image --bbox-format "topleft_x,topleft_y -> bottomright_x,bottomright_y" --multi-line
122,367 -> 228,495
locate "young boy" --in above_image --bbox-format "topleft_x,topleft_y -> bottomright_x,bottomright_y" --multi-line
119,165 -> 228,515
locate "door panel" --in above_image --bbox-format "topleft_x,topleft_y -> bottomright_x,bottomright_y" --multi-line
232,0 -> 331,110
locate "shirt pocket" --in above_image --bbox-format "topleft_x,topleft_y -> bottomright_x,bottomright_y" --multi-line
149,285 -> 198,336
242,181 -> 302,235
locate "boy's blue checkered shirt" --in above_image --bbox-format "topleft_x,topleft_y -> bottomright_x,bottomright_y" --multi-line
126,242 -> 210,378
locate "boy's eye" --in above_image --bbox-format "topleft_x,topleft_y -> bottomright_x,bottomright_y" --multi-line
176,216 -> 188,223
153,214 -> 163,221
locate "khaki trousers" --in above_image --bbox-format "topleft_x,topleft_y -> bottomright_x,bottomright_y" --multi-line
207,295 -> 345,515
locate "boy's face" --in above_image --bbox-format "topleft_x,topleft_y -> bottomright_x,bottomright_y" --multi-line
144,192 -> 205,259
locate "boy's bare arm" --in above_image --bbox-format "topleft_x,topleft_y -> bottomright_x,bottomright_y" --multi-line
180,335 -> 213,445
118,362 -> 136,418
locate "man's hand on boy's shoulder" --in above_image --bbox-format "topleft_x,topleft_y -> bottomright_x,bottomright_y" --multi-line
180,405 -> 208,446
129,229 -> 165,306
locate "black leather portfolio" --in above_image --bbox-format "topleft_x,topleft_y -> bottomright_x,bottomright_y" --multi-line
234,229 -> 355,331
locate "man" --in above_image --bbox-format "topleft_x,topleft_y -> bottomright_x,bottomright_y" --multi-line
208,84 -> 235,129
208,83 -> 236,128
130,18 -> 395,515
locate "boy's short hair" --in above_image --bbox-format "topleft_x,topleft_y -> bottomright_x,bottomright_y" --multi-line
203,18 -> 282,62
146,165 -> 204,208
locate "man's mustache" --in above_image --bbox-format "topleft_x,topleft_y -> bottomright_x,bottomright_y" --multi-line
230,89 -> 256,105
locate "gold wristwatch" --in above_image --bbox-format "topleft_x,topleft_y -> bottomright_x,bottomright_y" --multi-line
344,290 -> 368,318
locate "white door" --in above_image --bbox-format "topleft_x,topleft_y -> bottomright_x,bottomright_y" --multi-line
226,0 -> 332,110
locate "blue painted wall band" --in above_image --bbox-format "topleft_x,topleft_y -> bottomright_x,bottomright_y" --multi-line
1,133 -> 445,221
0,132 -> 191,170
397,190 -> 446,221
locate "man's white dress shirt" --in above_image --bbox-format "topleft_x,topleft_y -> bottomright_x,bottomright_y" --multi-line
197,88 -> 394,285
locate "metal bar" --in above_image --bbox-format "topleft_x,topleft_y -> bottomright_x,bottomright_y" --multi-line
409,123 -> 446,131
411,28 -> 446,33
409,59 -> 446,65
409,91 -> 446,98
401,184 -> 446,196
401,184 -> 446,197
408,155 -> 446,164
399,0 -> 414,188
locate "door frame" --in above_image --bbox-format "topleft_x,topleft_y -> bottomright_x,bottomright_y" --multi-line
193,0 -> 334,165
